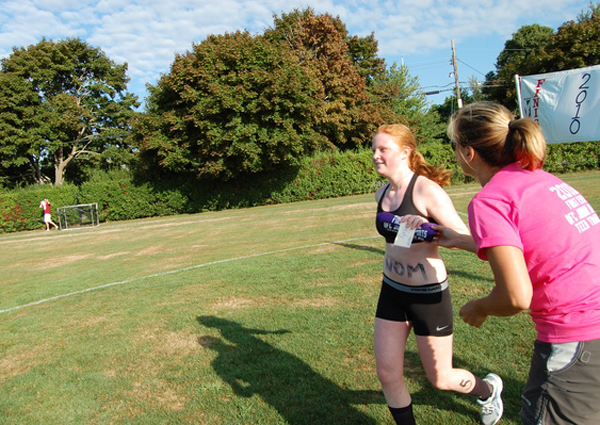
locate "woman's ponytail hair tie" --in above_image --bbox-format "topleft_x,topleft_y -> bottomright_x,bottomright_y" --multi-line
508,120 -> 517,130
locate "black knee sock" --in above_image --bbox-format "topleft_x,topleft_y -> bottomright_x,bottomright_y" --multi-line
388,403 -> 416,425
469,376 -> 492,400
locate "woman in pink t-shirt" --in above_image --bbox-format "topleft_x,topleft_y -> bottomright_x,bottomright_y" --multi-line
436,101 -> 600,425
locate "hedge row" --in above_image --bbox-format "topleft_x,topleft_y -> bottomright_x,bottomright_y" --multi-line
0,185 -> 79,232
1,142 -> 598,233
0,150 -> 384,233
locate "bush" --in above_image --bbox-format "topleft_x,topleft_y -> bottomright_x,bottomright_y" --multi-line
417,141 -> 470,184
0,192 -> 24,233
270,150 -> 383,203
79,179 -> 187,222
0,184 -> 79,232
545,141 -> 600,173
1,141 -> 598,233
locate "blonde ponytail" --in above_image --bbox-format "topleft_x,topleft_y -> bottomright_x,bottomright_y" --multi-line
448,102 -> 546,171
505,118 -> 546,170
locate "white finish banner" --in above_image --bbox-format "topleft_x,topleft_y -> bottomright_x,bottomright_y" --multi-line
516,65 -> 600,144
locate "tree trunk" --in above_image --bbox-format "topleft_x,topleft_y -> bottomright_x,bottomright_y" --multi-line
54,151 -> 67,186
30,156 -> 45,184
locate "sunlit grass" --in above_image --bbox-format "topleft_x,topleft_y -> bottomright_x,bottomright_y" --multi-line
1,170 -> 598,424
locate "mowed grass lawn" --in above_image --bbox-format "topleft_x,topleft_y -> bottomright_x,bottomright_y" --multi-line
1,170 -> 599,425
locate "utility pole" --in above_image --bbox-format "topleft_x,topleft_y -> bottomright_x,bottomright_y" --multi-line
451,40 -> 463,109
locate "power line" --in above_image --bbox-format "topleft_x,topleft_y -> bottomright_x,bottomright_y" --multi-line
421,82 -> 456,90
456,58 -> 489,77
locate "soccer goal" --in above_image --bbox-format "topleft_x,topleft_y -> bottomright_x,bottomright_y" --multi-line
56,203 -> 100,231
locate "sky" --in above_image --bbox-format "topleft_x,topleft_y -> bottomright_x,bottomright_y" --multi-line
0,0 -> 592,108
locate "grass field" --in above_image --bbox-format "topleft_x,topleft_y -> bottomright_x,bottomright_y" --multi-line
1,170 -> 599,425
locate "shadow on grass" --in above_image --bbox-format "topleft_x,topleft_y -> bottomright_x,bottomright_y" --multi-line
333,242 -> 385,256
197,315 -> 382,424
197,316 -> 525,424
445,267 -> 492,284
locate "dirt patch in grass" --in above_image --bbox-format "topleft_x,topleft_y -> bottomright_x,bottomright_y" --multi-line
134,245 -> 166,256
310,244 -> 339,255
127,378 -> 187,411
211,297 -> 259,310
161,331 -> 200,356
293,297 -> 338,308
280,202 -> 373,215
98,252 -> 130,260
209,294 -> 339,311
37,253 -> 93,270
136,327 -> 199,358
0,343 -> 51,382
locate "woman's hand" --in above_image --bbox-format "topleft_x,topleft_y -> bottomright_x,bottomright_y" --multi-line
460,246 -> 532,328
430,224 -> 477,252
459,299 -> 488,328
400,214 -> 427,229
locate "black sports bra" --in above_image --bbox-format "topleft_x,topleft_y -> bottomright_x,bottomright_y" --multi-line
376,174 -> 437,243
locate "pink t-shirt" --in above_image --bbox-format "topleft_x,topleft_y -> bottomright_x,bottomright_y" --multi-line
468,163 -> 600,343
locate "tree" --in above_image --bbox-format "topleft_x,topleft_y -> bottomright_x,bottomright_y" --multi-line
484,2 -> 600,109
0,38 -> 139,186
0,72 -> 42,186
137,9 -> 387,181
483,24 -> 554,109
265,8 -> 383,149
136,31 -> 326,181
379,63 -> 427,121
346,32 -> 387,86
543,2 -> 600,70
430,89 -> 480,130
467,76 -> 486,102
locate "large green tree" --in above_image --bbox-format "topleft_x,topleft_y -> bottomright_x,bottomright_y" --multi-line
0,38 -> 139,186
543,3 -> 600,70
346,32 -> 387,86
0,72 -> 41,186
369,63 -> 446,143
378,63 -> 427,122
137,9 -> 389,181
483,24 -> 555,109
484,2 -> 599,109
265,8 -> 383,148
136,31 -> 326,181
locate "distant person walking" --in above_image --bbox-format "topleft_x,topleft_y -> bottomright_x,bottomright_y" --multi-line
435,101 -> 600,425
40,198 -> 59,231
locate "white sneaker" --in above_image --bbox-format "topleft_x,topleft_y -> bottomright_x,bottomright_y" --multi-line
477,373 -> 503,425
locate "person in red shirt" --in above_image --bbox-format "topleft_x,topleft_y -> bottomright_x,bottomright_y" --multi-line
39,198 -> 59,231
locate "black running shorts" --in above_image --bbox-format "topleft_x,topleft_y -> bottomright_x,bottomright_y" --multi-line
375,274 -> 453,337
